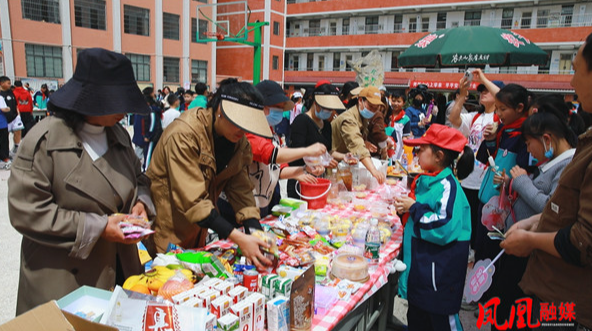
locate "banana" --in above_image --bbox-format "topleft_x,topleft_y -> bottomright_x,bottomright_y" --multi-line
122,275 -> 142,290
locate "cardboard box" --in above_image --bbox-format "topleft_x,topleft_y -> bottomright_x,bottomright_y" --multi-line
55,286 -> 113,323
0,300 -> 117,331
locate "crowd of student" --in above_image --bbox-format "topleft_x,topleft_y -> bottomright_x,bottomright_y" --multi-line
0,78 -> 52,169
5,35 -> 592,330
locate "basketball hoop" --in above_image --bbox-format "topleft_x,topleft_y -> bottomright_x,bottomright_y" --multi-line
205,31 -> 225,40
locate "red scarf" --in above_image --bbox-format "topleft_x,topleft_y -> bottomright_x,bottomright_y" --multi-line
389,111 -> 405,127
495,116 -> 527,155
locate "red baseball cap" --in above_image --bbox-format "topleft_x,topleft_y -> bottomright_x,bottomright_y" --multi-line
404,124 -> 467,153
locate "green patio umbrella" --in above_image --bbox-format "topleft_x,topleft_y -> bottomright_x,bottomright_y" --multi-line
398,26 -> 548,67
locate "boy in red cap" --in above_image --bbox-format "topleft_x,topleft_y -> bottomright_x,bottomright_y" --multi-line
394,124 -> 474,330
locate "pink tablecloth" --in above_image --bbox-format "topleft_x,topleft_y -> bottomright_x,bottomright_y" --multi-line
205,187 -> 404,331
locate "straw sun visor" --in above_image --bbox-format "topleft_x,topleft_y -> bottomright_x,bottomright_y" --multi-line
220,94 -> 272,139
314,91 -> 346,111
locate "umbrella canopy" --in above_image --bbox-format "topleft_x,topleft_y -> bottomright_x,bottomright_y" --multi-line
398,26 -> 548,68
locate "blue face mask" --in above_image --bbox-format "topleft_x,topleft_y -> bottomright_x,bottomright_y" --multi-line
360,107 -> 375,119
266,109 -> 284,126
315,108 -> 332,120
542,138 -> 554,159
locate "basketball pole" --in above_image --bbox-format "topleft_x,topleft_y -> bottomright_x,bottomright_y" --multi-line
238,21 -> 269,85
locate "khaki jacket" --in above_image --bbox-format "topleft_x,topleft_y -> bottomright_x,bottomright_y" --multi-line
8,116 -> 151,315
520,129 -> 592,327
146,108 -> 259,254
331,105 -> 371,160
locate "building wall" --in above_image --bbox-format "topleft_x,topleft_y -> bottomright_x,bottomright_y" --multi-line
1,0 -> 212,90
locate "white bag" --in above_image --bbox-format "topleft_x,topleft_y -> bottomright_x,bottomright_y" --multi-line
392,295 -> 408,325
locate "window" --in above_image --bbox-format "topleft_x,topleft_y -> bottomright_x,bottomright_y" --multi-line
127,53 -> 151,81
536,9 -> 549,28
391,52 -> 398,71
25,44 -> 62,78
345,55 -> 353,71
192,18 -> 209,42
163,57 -> 179,83
309,20 -> 321,36
292,55 -> 299,71
74,0 -> 106,30
272,56 -> 279,70
464,11 -> 481,26
421,16 -> 429,32
329,22 -> 337,36
521,12 -> 532,29
191,60 -> 207,84
333,52 -> 341,71
163,13 -> 180,40
307,53 -> 314,70
436,13 -> 446,30
124,5 -> 150,36
22,0 -> 60,24
194,0 -> 207,3
318,56 -> 325,70
559,53 -> 573,74
409,17 -> 417,32
273,21 -> 280,35
342,18 -> 350,35
561,5 -> 573,27
365,16 -> 379,34
394,15 -> 403,33
501,8 -> 513,29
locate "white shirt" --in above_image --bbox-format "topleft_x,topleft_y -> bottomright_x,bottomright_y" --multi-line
457,112 -> 495,190
162,108 -> 181,129
77,122 -> 108,161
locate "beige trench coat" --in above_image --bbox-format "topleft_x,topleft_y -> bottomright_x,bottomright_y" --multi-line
8,116 -> 153,315
146,108 -> 260,254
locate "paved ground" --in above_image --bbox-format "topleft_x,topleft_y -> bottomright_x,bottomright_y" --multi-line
0,168 -> 20,324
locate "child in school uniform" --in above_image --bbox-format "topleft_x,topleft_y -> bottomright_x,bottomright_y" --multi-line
394,124 -> 474,331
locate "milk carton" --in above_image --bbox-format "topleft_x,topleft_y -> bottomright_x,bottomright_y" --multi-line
266,296 -> 290,331
246,293 -> 265,331
229,300 -> 254,331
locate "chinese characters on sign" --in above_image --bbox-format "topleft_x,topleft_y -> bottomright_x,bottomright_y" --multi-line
410,80 -> 479,90
450,53 -> 491,64
477,297 -> 576,330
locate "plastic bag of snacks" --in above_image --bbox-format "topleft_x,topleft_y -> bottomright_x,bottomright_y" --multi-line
101,286 -> 215,331
112,214 -> 155,239
177,251 -> 233,279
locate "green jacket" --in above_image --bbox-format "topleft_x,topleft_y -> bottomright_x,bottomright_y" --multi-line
398,167 -> 471,315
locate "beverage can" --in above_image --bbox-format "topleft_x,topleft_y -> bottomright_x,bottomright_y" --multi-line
243,265 -> 259,292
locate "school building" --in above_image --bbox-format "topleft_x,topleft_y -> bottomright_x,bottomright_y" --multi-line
0,0 -> 591,94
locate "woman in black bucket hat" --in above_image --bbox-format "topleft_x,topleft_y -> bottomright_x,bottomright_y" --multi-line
8,48 -> 155,315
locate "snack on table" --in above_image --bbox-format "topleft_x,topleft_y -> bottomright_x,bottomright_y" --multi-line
330,254 -> 369,282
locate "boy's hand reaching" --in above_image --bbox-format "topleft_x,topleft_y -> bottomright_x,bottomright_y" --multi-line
394,196 -> 415,214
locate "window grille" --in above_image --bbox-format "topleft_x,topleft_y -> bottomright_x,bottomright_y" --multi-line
74,0 -> 106,30
124,5 -> 150,36
22,0 -> 60,24
163,13 -> 180,40
25,44 -> 63,78
126,53 -> 151,82
164,57 -> 180,83
191,60 -> 207,84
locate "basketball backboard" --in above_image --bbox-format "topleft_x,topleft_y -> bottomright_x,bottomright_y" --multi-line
196,1 -> 249,43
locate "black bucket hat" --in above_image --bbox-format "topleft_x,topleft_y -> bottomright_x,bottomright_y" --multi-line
49,48 -> 150,116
